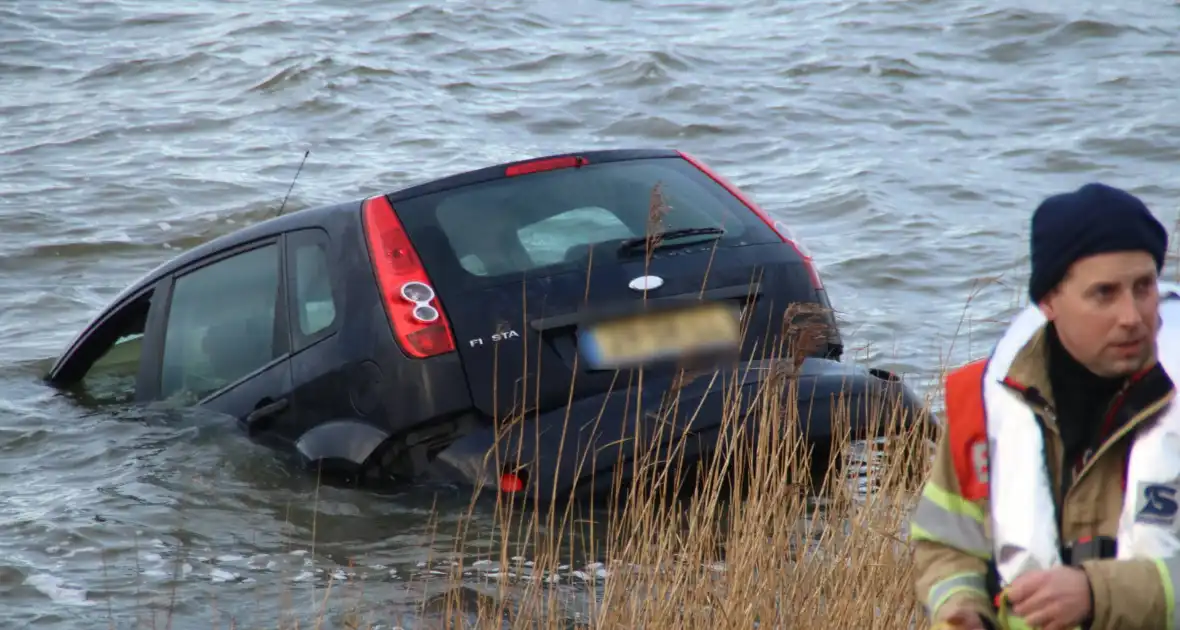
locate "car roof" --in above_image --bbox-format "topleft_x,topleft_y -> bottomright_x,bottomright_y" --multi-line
106,147 -> 683,308
100,201 -> 353,309
386,147 -> 681,202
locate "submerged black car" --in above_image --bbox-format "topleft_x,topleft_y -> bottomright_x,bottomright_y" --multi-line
45,148 -> 926,500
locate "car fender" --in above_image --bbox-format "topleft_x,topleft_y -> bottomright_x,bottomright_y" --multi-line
294,419 -> 390,471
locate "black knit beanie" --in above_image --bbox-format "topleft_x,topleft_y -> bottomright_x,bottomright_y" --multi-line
1028,182 -> 1168,303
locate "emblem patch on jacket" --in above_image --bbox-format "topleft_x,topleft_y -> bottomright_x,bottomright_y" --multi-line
1135,482 -> 1180,526
971,440 -> 989,485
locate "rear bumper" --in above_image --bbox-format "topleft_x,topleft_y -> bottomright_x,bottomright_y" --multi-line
428,358 -> 929,500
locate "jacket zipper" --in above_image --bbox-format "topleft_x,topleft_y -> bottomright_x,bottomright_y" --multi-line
1061,381 -> 1130,500
1071,363 -> 1168,490
1072,392 -> 1173,490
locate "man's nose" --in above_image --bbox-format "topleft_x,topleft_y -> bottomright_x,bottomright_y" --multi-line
1117,293 -> 1143,326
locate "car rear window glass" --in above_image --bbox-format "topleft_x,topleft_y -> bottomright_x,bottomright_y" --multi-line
393,157 -> 779,284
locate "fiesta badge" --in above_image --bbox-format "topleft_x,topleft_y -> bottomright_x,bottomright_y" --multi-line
628,275 -> 664,291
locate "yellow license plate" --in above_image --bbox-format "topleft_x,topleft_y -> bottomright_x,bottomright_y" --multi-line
578,302 -> 741,369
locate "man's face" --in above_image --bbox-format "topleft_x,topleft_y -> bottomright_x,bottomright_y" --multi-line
1039,251 -> 1161,378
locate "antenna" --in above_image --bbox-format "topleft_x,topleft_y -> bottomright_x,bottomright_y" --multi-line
276,150 -> 310,217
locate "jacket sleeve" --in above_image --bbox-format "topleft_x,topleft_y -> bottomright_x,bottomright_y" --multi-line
909,359 -> 998,625
1081,550 -> 1180,628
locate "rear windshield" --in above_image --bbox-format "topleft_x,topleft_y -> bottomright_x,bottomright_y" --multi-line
392,156 -> 780,285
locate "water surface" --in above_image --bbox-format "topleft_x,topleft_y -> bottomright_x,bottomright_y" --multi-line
2,0 -> 1179,627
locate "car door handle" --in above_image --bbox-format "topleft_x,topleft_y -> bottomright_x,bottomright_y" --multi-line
245,398 -> 289,435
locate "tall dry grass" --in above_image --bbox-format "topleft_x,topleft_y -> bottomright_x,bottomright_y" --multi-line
401,322 -> 936,630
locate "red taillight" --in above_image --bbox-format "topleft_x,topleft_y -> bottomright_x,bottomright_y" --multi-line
677,151 -> 824,290
505,155 -> 588,177
362,195 -> 456,359
499,472 -> 525,492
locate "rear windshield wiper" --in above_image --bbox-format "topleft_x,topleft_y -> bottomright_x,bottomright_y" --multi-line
617,227 -> 726,256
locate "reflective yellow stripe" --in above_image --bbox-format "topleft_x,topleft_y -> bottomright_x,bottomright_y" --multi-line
927,572 -> 987,619
922,480 -> 986,523
911,492 -> 991,558
910,522 -> 992,560
996,589 -> 1082,630
1154,557 -> 1180,630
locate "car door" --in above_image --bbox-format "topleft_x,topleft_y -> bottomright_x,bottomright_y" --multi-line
282,227 -> 350,443
148,237 -> 296,441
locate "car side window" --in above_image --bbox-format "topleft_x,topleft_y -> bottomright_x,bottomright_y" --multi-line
73,290 -> 156,405
159,242 -> 283,402
515,206 -> 636,268
286,228 -> 337,350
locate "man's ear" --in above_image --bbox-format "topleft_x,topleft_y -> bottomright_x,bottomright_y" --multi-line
1038,290 -> 1066,323
1038,300 -> 1055,320
1037,289 -> 1058,321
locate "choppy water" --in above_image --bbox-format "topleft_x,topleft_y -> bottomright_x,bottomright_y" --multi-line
3,0 -> 1180,627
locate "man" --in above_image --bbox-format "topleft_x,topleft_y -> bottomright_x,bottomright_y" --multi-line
909,182 -> 1180,630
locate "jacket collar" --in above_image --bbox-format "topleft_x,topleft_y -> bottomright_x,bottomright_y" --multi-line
997,320 -> 1166,431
